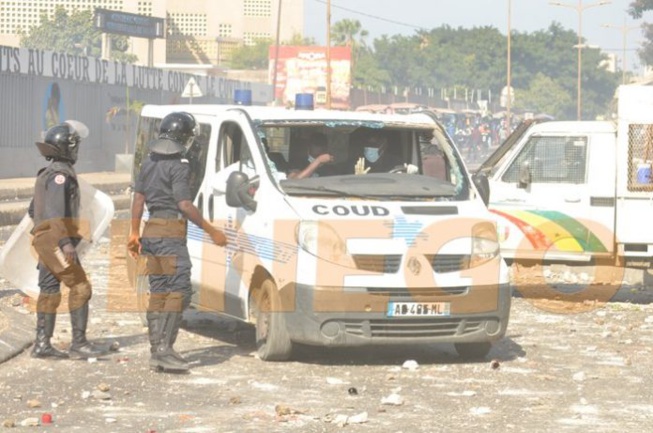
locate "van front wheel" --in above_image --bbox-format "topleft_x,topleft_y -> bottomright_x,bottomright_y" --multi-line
454,342 -> 492,359
251,278 -> 292,361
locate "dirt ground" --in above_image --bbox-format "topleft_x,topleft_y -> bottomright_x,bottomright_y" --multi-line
2,221 -> 653,432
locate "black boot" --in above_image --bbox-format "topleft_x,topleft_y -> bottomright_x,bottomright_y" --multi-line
147,310 -> 162,355
149,312 -> 189,372
69,303 -> 110,359
31,313 -> 68,359
167,318 -> 189,363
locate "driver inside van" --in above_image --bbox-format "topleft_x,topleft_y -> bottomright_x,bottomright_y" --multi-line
287,132 -> 336,179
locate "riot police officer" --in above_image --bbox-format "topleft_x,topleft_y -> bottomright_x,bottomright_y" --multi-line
128,111 -> 227,372
29,121 -> 109,359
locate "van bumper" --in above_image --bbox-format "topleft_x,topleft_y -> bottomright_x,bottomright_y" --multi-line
280,283 -> 512,347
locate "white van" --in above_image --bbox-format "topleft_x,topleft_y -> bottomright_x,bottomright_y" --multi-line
128,103 -> 511,361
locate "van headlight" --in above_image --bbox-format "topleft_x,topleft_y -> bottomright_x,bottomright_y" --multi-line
471,222 -> 500,267
296,221 -> 348,263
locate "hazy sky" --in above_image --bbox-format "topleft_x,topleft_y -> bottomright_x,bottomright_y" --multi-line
304,0 -> 647,73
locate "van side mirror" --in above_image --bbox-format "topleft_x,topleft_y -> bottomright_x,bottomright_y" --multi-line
518,160 -> 531,189
472,172 -> 490,206
226,171 -> 257,212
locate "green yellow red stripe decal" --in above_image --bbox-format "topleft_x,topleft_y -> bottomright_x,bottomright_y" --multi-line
490,209 -> 607,253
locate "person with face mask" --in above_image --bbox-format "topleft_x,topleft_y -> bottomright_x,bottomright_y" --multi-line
287,132 -> 335,179
354,130 -> 404,174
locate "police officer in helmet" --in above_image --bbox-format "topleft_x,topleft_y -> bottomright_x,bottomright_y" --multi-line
29,121 -> 109,359
128,111 -> 227,372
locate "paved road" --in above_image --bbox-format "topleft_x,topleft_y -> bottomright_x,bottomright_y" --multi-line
2,218 -> 653,431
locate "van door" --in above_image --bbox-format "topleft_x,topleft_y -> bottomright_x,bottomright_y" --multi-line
489,132 -> 616,262
192,110 -> 270,320
182,114 -> 226,314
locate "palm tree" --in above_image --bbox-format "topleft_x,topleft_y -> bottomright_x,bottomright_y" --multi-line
331,19 -> 368,52
331,19 -> 370,89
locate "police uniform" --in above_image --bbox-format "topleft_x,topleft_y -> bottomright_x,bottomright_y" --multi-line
135,150 -> 193,307
29,122 -> 108,360
130,111 -> 206,373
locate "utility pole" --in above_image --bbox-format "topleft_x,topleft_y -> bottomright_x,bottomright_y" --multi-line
326,0 -> 332,109
272,0 -> 283,105
506,0 -> 512,137
549,0 -> 611,120
602,17 -> 639,85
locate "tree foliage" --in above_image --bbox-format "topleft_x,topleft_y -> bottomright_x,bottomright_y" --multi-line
230,38 -> 273,69
19,6 -> 137,63
629,1 -> 653,65
361,22 -> 619,120
229,33 -> 316,69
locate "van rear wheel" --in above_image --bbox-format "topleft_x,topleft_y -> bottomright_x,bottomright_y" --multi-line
251,278 -> 292,361
454,342 -> 492,359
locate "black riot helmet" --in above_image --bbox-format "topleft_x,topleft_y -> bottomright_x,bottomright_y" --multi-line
149,112 -> 199,155
35,120 -> 89,164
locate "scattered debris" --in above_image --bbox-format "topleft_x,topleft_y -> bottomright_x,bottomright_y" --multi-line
97,383 -> 111,392
490,359 -> 501,370
40,413 -> 52,424
329,412 -> 369,427
402,360 -> 419,371
326,377 -> 347,385
275,404 -> 304,416
20,418 -> 40,427
228,396 -> 242,405
381,393 -> 404,406
92,390 -> 111,400
26,399 -> 41,408
470,407 -> 491,416
2,419 -> 16,428
348,387 -> 358,396
573,372 -> 586,383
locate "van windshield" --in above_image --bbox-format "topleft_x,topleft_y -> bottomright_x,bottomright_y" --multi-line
257,123 -> 468,201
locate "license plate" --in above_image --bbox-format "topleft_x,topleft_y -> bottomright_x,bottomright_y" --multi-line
387,302 -> 451,317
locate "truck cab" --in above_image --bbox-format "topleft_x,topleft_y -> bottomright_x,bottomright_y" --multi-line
477,85 -> 653,268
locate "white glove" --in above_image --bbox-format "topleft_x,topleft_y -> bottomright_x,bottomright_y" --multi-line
355,157 -> 370,175
405,163 -> 419,174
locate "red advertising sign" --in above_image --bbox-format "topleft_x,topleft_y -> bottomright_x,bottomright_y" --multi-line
268,46 -> 352,109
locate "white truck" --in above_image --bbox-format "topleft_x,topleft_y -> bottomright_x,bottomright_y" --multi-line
127,102 -> 512,361
474,85 -> 653,268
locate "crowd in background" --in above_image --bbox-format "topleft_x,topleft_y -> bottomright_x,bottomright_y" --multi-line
355,103 -> 524,165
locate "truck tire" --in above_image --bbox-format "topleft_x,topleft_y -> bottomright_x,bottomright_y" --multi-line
454,342 -> 492,359
251,278 -> 292,361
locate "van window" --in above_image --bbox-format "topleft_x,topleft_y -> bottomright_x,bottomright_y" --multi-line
502,136 -> 587,184
217,121 -> 256,173
187,124 -> 211,199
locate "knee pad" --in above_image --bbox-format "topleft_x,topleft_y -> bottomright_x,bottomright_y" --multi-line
36,292 -> 62,314
164,292 -> 185,313
147,292 -> 167,312
68,280 -> 92,311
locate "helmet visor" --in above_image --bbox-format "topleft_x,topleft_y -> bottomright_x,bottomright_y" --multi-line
64,120 -> 89,139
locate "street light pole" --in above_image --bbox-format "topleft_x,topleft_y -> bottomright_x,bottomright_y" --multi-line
271,0 -> 283,105
549,0 -> 611,120
602,18 -> 640,85
326,0 -> 332,109
506,0 -> 512,137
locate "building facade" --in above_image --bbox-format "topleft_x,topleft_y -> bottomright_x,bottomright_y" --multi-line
0,0 -> 304,67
